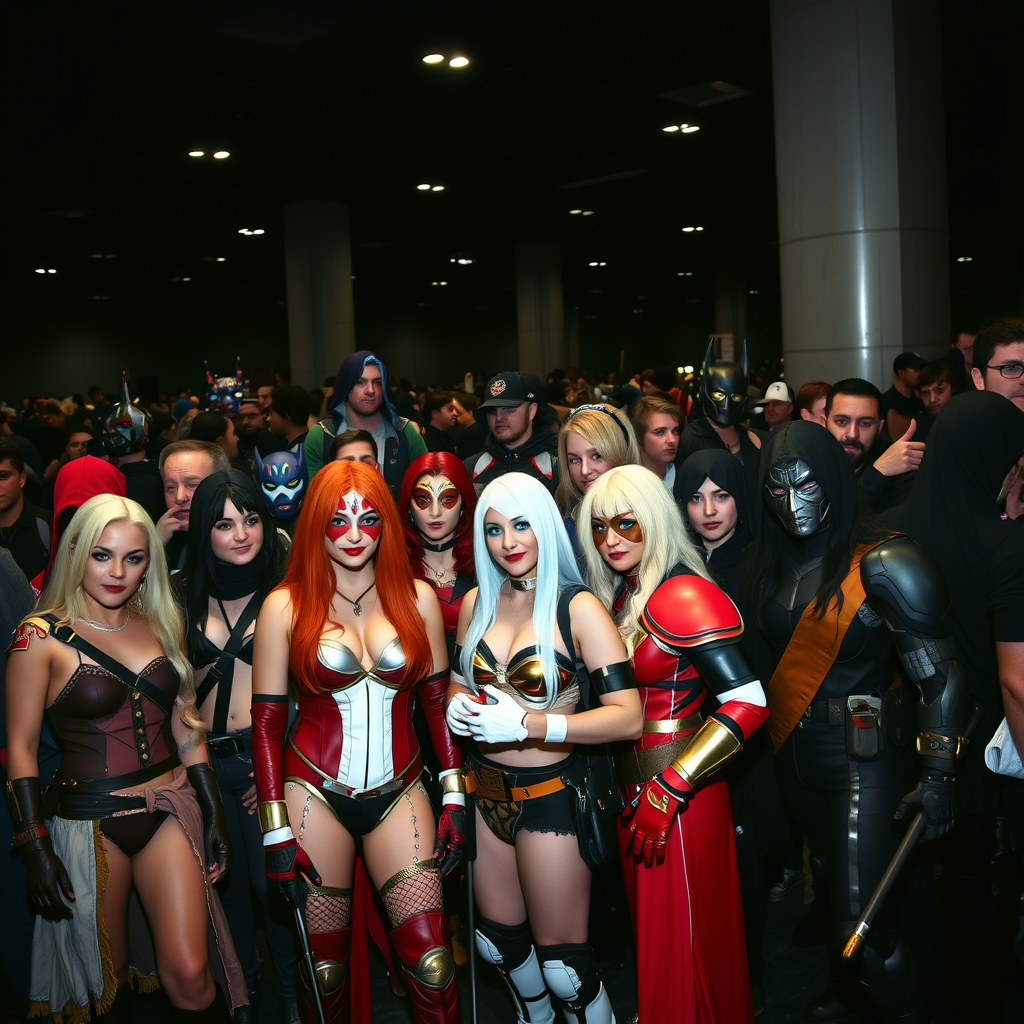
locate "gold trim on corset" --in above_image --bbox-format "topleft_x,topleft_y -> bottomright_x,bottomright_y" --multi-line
288,739 -> 421,798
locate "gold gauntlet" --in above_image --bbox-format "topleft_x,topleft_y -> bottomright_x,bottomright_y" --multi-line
915,731 -> 969,760
670,718 -> 741,789
258,799 -> 290,834
439,770 -> 468,797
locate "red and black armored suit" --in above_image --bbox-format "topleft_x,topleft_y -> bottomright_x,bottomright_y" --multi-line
615,568 -> 768,1024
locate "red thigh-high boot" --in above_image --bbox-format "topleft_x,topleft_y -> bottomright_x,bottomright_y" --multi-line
390,908 -> 460,1024
297,885 -> 352,1024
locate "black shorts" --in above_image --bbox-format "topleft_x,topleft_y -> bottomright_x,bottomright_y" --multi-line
468,751 -> 578,846
289,774 -> 424,838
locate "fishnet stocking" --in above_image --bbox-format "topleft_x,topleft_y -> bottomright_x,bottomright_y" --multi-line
304,886 -> 352,933
380,866 -> 443,928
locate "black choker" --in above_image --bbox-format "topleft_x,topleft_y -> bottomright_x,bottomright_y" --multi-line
421,536 -> 455,553
509,577 -> 538,592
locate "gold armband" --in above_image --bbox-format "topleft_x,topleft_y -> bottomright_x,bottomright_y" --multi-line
439,771 -> 467,797
258,800 -> 290,834
915,731 -> 968,760
670,718 -> 741,789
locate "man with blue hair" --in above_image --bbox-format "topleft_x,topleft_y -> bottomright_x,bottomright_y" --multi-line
306,350 -> 426,497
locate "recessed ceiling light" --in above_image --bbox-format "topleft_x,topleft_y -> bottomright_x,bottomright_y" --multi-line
588,262 -> 599,267
34,268 -> 45,274
449,56 -> 469,68
417,183 -> 431,190
431,185 -> 445,192
662,125 -> 681,133
215,257 -> 226,262
748,289 -> 760,295
47,269 -> 56,274
422,54 -> 444,64
188,150 -> 205,157
213,151 -> 230,159
581,210 -> 594,216
956,256 -> 973,262
677,271 -> 694,277
570,209 -> 583,215
682,226 -> 704,232
681,125 -> 700,133
683,365 -> 694,374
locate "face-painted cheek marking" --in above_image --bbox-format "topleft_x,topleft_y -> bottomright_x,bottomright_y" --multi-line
326,519 -> 348,542
340,489 -> 372,517
359,520 -> 382,541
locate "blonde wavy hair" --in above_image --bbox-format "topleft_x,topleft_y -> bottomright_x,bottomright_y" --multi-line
33,493 -> 203,731
555,405 -> 642,515
578,464 -> 709,653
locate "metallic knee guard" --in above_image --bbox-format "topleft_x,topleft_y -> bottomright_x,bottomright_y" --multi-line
390,909 -> 460,1024
298,885 -> 352,1024
475,917 -> 555,1024
538,943 -> 615,1024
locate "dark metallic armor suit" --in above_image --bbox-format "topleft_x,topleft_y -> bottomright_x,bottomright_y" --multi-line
762,437 -> 967,1024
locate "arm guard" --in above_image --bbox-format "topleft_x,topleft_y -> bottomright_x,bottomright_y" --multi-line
250,695 -> 290,834
421,669 -> 462,774
862,538 -> 969,764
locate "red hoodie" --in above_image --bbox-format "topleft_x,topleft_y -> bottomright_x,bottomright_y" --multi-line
30,455 -> 127,593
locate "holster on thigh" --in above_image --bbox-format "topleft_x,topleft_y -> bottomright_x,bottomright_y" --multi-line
475,916 -> 555,1024
537,942 -> 614,1024
390,909 -> 460,1024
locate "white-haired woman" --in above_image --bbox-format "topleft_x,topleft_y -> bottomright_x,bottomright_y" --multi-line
445,472 -> 641,1024
579,465 -> 769,1024
5,494 -> 245,1023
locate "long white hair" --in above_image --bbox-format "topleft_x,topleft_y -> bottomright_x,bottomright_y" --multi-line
460,473 -> 583,709
579,465 -> 709,653
34,493 -> 203,731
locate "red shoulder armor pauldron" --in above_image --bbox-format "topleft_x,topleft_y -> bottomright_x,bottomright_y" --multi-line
640,575 -> 743,649
6,619 -> 50,656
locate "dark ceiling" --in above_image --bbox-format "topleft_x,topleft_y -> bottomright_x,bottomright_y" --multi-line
3,0 -> 1022,393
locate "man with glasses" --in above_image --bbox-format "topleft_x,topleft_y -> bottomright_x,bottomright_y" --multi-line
971,316 -> 1024,412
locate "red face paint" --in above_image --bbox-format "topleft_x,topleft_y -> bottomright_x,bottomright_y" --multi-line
326,491 -> 382,543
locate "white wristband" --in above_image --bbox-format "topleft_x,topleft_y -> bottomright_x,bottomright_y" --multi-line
544,714 -> 569,744
262,825 -> 294,847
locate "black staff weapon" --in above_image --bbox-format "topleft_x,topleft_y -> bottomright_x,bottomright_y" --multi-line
293,901 -> 329,1024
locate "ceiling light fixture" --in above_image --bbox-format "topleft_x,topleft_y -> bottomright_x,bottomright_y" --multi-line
956,256 -> 973,262
431,185 -> 445,192
449,56 -> 469,68
677,271 -> 694,277
417,183 -> 431,190
431,281 -> 449,286
748,289 -> 760,295
422,54 -> 444,64
188,150 -> 204,157
570,209 -> 582,215
582,210 -> 594,216
681,226 -> 704,232
213,151 -> 230,159
681,125 -> 700,133
34,268 -> 45,274
215,257 -> 226,262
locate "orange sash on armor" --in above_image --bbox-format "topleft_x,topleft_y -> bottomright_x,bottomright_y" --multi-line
766,542 -> 876,752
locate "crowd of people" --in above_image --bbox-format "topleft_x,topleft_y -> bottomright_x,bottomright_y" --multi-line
1,313 -> 1022,1024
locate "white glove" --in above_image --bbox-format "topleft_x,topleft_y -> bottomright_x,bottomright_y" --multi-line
466,685 -> 528,745
445,695 -> 475,737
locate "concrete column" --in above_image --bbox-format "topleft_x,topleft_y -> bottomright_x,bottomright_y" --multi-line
515,240 -> 566,377
770,0 -> 949,388
284,201 -> 356,384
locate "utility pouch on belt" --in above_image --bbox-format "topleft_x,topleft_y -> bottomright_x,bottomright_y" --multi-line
845,695 -> 884,761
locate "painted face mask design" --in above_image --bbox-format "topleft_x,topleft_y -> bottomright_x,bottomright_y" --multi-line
764,457 -> 830,537
205,356 -> 245,414
591,511 -> 645,548
255,448 -> 307,520
326,490 -> 382,543
699,338 -> 749,426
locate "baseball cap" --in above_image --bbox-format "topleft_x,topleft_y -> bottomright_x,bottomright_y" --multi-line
893,352 -> 927,372
761,381 -> 793,403
481,372 -> 538,408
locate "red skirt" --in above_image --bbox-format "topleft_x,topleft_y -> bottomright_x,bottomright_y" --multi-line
618,776 -> 753,1024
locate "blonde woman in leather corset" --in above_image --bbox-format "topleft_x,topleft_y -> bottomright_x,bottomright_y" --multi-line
446,472 -> 641,1024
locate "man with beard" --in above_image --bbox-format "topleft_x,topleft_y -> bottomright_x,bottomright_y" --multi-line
233,399 -> 284,478
824,378 -> 923,514
462,371 -> 559,495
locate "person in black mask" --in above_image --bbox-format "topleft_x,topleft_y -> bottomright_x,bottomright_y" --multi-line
886,391 -> 1024,1020
674,340 -> 765,501
757,421 -> 968,1024
177,471 -> 296,1023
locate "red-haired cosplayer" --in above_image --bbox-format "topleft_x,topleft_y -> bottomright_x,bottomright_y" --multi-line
580,466 -> 769,1024
251,462 -> 464,1024
399,452 -> 478,662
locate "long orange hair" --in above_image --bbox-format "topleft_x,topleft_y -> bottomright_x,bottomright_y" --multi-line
282,461 -> 432,694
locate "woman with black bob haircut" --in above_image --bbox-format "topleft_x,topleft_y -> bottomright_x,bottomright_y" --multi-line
179,470 -> 295,1022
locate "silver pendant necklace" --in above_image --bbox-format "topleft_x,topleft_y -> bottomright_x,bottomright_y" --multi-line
77,609 -> 131,632
336,582 -> 375,615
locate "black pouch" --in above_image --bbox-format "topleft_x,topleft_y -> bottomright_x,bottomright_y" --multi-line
561,752 -> 623,869
884,689 -> 912,748
845,695 -> 884,761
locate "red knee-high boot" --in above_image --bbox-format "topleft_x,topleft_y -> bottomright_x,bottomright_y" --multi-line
297,928 -> 351,1024
390,910 -> 460,1024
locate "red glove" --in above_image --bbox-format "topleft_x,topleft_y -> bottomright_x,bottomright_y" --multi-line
626,765 -> 692,868
433,807 -> 466,878
265,837 -> 321,907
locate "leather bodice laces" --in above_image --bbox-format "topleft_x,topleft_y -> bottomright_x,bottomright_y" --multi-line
472,640 -> 580,711
47,657 -> 179,781
314,635 -> 407,690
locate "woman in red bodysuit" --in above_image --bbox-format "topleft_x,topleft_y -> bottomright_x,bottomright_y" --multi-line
579,465 -> 769,1024
398,452 -> 477,663
251,461 -> 464,1024
5,493 -> 243,1024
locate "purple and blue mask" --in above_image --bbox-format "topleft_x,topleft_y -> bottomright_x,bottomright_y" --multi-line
255,448 -> 307,520
205,357 -> 245,414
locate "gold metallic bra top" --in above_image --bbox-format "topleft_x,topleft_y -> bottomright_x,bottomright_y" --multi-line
470,639 -> 580,711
